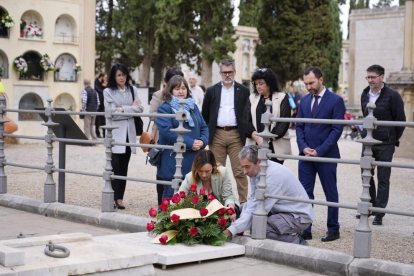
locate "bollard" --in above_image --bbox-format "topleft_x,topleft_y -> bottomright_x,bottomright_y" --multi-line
42,99 -> 59,203
0,97 -> 7,194
171,99 -> 190,194
354,102 -> 381,258
251,100 -> 276,239
101,99 -> 118,212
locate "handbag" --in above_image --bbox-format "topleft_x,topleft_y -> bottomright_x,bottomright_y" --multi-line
139,121 -> 158,153
130,86 -> 144,135
147,148 -> 162,167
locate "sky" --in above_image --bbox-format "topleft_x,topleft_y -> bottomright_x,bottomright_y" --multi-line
232,0 -> 401,39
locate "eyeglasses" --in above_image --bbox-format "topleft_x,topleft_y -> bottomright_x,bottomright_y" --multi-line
257,68 -> 268,73
365,75 -> 382,80
220,71 -> 234,76
116,73 -> 127,78
243,146 -> 258,153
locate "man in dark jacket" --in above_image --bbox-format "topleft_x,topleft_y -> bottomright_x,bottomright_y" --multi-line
94,73 -> 106,138
202,59 -> 250,203
358,64 -> 406,226
82,79 -> 100,140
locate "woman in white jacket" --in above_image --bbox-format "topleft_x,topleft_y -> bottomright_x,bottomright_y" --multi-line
104,63 -> 143,209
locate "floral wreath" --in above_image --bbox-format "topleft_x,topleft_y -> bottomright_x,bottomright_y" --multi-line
40,54 -> 55,72
13,56 -> 28,73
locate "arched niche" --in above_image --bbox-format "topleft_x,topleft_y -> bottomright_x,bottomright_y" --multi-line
55,14 -> 77,42
21,10 -> 44,39
18,92 -> 44,121
0,49 -> 9,78
242,38 -> 250,51
20,51 -> 43,81
0,6 -> 10,38
54,93 -> 76,112
54,53 -> 77,82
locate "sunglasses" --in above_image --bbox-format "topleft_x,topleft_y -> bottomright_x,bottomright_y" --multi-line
243,146 -> 258,153
257,68 -> 268,73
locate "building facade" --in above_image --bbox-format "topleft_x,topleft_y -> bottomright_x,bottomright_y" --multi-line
0,0 -> 95,142
338,40 -> 349,103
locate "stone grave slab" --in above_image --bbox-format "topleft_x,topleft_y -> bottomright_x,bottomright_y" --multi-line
94,232 -> 246,268
0,233 -> 157,276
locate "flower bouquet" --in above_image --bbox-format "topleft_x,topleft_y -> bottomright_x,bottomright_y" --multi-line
40,54 -> 55,72
26,22 -> 43,38
73,64 -> 82,74
147,185 -> 235,246
0,14 -> 14,29
13,56 -> 28,73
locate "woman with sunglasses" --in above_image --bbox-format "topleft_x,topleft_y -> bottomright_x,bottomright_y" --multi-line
243,68 -> 292,164
179,150 -> 239,221
104,63 -> 144,209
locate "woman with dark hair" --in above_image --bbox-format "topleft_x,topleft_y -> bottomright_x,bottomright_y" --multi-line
155,75 -> 209,200
179,150 -> 239,221
104,63 -> 144,209
243,68 -> 292,164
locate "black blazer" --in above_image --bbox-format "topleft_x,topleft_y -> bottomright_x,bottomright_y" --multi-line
202,81 -> 250,144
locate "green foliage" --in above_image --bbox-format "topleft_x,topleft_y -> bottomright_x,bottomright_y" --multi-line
399,0 -> 405,5
238,0 -> 261,27
373,0 -> 393,8
255,0 -> 339,88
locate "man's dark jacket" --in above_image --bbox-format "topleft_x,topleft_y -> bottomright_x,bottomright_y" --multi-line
361,83 -> 406,145
85,86 -> 99,112
202,81 -> 250,144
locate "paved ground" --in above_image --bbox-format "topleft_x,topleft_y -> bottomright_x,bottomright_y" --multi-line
3,130 -> 414,264
0,206 -> 323,276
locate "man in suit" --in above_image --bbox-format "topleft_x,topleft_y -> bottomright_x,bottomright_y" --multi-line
296,67 -> 345,242
202,59 -> 250,203
356,64 -> 406,226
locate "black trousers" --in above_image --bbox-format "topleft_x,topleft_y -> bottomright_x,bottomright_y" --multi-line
95,116 -> 106,137
111,146 -> 131,201
363,144 -> 395,217
156,176 -> 165,206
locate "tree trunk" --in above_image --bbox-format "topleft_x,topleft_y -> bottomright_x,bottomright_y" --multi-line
104,0 -> 113,74
201,40 -> 213,87
153,56 -> 163,90
140,24 -> 155,87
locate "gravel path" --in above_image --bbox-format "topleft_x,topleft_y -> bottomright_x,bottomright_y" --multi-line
4,131 -> 414,265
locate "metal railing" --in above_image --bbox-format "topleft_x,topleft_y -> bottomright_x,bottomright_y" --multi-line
251,100 -> 414,258
0,96 -> 188,212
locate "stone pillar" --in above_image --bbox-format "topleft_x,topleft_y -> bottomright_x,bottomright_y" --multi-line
251,101 -> 276,239
403,0 -> 414,71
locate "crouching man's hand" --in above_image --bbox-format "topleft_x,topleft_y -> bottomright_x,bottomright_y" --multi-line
223,229 -> 232,238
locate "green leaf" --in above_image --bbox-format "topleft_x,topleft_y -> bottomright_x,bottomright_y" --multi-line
205,232 -> 228,246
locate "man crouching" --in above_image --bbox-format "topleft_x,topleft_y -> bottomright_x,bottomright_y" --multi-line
224,145 -> 314,245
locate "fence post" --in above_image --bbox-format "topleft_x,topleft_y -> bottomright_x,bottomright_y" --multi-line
251,100 -> 276,239
171,99 -> 191,194
0,96 -> 7,194
101,99 -> 117,212
354,102 -> 381,258
43,98 -> 59,203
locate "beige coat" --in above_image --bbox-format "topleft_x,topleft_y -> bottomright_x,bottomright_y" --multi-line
179,166 -> 239,207
148,89 -> 162,143
245,92 -> 292,157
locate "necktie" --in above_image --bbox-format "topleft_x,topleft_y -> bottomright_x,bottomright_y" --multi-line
311,95 -> 320,117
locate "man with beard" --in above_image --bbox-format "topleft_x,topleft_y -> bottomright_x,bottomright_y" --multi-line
202,59 -> 250,204
296,67 -> 345,242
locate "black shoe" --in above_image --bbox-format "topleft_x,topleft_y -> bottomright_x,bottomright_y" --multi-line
96,133 -> 102,138
356,213 -> 373,219
373,215 -> 383,225
114,201 -> 125,210
300,231 -> 312,240
297,234 -> 309,246
321,231 -> 340,242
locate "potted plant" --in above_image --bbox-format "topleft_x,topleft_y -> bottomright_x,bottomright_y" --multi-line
1,13 -> 14,37
20,20 -> 26,38
40,54 -> 55,80
73,64 -> 82,74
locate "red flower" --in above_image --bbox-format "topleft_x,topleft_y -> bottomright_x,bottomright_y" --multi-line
149,208 -> 157,217
159,235 -> 168,244
172,194 -> 181,204
179,191 -> 186,198
189,227 -> 199,236
218,217 -> 227,227
162,197 -> 170,206
39,28 -> 42,31
190,184 -> 197,192
227,207 -> 235,215
200,208 -> 208,217
192,195 -> 200,204
199,188 -> 206,195
207,194 -> 216,201
28,27 -> 31,31
147,221 -> 155,231
218,208 -> 226,216
159,203 -> 168,212
170,214 -> 180,223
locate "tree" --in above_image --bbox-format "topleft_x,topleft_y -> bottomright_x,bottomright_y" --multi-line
399,0 -> 405,5
322,0 -> 342,91
255,0 -> 339,89
373,0 -> 393,7
238,0 -> 261,27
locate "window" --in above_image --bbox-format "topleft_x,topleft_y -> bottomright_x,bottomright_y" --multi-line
0,50 -> 9,78
55,15 -> 77,43
54,53 -> 77,82
18,93 -> 44,121
20,10 -> 44,39
20,51 -> 43,81
0,7 -> 10,38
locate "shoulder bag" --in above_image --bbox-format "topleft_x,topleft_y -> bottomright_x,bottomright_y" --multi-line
130,86 -> 144,135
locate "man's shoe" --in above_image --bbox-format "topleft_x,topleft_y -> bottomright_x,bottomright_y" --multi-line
356,213 -> 373,219
373,215 -> 383,225
300,231 -> 312,240
96,134 -> 102,138
321,231 -> 340,242
297,234 -> 308,246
